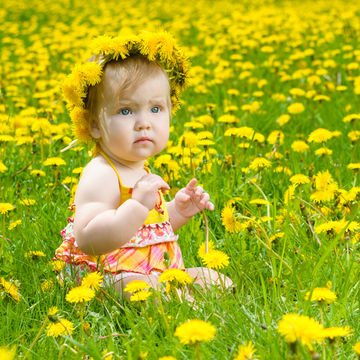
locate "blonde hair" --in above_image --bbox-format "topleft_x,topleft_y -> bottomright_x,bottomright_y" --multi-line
86,56 -> 171,139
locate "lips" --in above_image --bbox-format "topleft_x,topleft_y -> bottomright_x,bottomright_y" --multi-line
134,136 -> 153,143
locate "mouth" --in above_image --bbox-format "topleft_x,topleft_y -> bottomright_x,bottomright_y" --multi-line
134,136 -> 153,144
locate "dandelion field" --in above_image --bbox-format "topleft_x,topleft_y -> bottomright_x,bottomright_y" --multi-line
0,0 -> 360,359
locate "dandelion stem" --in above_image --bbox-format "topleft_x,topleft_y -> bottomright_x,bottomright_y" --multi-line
25,318 -> 49,359
0,215 -> 5,257
194,342 -> 201,360
201,210 -> 209,253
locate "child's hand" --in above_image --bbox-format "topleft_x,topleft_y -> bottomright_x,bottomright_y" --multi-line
132,174 -> 170,210
174,178 -> 214,218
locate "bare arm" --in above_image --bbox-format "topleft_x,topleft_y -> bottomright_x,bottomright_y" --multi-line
75,199 -> 149,255
74,159 -> 169,256
167,200 -> 192,231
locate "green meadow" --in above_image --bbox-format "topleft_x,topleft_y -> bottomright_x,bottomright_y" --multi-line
0,0 -> 359,359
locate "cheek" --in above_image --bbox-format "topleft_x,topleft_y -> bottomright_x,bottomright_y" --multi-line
108,118 -> 129,136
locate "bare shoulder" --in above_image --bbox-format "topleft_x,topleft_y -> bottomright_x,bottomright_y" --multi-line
75,156 -> 120,209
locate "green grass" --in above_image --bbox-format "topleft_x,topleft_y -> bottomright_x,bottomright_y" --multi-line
0,0 -> 360,359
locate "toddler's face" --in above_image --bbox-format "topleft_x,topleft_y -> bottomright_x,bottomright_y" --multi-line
96,71 -> 171,168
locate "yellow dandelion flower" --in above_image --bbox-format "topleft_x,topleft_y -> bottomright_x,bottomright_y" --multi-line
0,203 -> 15,215
291,140 -> 309,153
313,95 -> 330,102
195,115 -> 215,126
140,32 -> 161,61
30,169 -> 46,177
218,114 -> 239,123
0,135 -> 14,142
267,130 -> 284,145
0,346 -> 16,360
278,313 -> 324,348
200,250 -> 229,270
47,306 -> 59,317
72,167 -> 84,174
50,260 -> 66,272
287,102 -> 305,114
315,147 -> 333,156
348,163 -> 360,171
197,241 -> 215,258
109,36 -> 132,60
348,130 -> 360,143
249,198 -> 270,206
66,285 -> 95,303
46,318 -> 74,337
290,174 -> 310,185
25,251 -> 46,260
277,114 -> 291,126
269,232 -> 285,244
70,106 -> 89,127
305,287 -> 337,304
153,154 -> 172,168
8,220 -> 22,230
274,166 -> 292,176
62,75 -> 85,107
239,142 -> 250,149
353,342 -> 360,355
308,128 -> 335,143
0,277 -> 20,302
322,326 -> 352,340
175,319 -> 216,345
130,290 -> 152,302
0,160 -> 7,173
234,341 -> 257,360
19,199 -> 36,206
81,272 -> 103,290
43,157 -> 66,167
315,219 -> 359,235
343,114 -> 360,123
253,132 -> 265,143
41,280 -> 54,292
181,132 -> 199,148
157,32 -> 176,63
90,34 -> 115,55
159,356 -> 177,360
284,185 -> 296,204
124,280 -> 150,294
289,88 -> 306,97
158,269 -> 193,286
221,204 -> 242,233
198,139 -> 215,146
310,190 -> 336,203
314,171 -> 335,191
73,62 -> 102,86
249,157 -> 271,171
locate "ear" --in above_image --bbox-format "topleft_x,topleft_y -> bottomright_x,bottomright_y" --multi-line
90,124 -> 101,139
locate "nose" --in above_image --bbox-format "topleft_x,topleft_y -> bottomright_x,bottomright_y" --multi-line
135,112 -> 151,131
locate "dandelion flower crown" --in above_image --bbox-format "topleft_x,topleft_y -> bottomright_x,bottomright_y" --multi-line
62,31 -> 190,143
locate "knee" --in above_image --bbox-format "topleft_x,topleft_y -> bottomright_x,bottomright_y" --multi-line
188,267 -> 233,289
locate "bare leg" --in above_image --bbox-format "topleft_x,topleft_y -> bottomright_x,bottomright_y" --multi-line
111,272 -> 195,303
185,267 -> 233,290
111,273 -> 159,300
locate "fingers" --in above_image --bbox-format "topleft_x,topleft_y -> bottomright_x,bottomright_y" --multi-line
136,174 -> 169,192
198,192 -> 215,211
132,174 -> 170,210
175,191 -> 191,203
185,178 -> 197,191
182,179 -> 215,210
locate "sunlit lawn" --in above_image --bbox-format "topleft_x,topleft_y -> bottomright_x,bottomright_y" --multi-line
0,0 -> 359,359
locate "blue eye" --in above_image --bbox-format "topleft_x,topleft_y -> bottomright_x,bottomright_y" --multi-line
151,106 -> 160,113
120,108 -> 131,116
